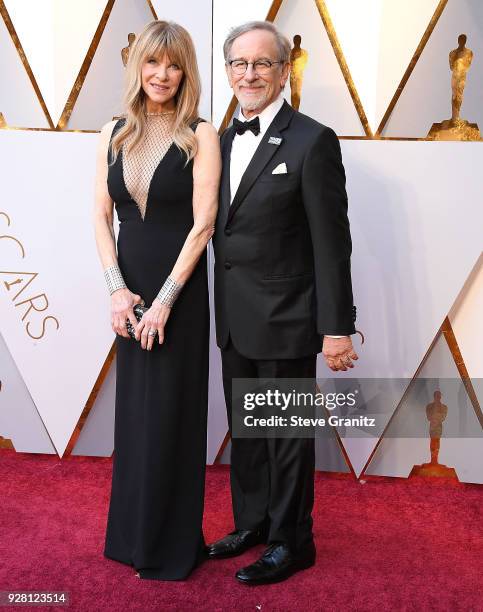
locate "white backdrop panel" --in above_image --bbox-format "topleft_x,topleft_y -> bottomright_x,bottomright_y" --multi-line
0,129 -> 113,457
72,353 -> 116,456
365,332 -> 482,484
377,0 -> 442,131
4,0 -> 107,127
324,0 -> 382,131
0,332 -> 55,453
383,0 -> 483,137
0,10 -> 50,128
275,0 -> 365,136
449,255 -> 483,380
325,0 -> 441,132
341,140 -> 482,379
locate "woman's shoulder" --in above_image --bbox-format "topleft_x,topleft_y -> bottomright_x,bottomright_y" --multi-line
190,119 -> 220,166
190,118 -> 218,139
190,117 -> 215,132
99,118 -> 123,146
101,118 -> 121,133
98,118 -> 126,163
96,120 -> 116,154
102,116 -> 126,135
189,117 -> 204,132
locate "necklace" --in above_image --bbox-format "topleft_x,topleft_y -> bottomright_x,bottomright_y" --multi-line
145,110 -> 175,116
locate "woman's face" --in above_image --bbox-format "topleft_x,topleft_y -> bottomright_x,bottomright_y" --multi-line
141,52 -> 184,111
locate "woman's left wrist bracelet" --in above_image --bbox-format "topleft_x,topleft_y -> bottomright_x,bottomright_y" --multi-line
104,265 -> 127,295
155,276 -> 183,308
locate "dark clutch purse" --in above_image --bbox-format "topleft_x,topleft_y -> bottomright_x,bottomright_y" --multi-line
126,303 -> 155,340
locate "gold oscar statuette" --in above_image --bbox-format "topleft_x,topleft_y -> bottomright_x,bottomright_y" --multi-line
0,380 -> 15,449
121,33 -> 136,68
113,34 -> 137,120
0,436 -> 15,449
428,34 -> 481,141
0,112 -> 6,128
410,391 -> 458,479
290,35 -> 308,111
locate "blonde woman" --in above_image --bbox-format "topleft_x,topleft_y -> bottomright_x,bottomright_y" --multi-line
94,21 -> 220,580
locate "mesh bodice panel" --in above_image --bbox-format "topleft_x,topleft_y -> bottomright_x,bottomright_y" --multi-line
122,113 -> 174,220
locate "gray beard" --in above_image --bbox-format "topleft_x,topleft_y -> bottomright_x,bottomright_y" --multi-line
239,91 -> 270,113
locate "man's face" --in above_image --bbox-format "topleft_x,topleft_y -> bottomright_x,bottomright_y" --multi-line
225,29 -> 289,117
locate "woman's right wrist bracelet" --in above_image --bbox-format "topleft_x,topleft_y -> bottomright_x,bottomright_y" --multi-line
155,276 -> 183,308
104,264 -> 127,295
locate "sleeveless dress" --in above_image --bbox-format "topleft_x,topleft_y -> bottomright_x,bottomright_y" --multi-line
103,114 -> 209,581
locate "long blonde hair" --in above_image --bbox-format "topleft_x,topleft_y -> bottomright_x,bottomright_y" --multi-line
109,20 -> 201,166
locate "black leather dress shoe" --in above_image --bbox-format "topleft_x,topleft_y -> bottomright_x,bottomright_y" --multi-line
235,542 -> 316,585
206,529 -> 265,559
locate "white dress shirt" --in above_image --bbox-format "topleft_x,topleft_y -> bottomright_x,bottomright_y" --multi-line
228,94 -> 344,340
229,94 -> 285,204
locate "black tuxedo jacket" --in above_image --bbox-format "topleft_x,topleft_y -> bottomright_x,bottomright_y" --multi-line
213,100 -> 356,360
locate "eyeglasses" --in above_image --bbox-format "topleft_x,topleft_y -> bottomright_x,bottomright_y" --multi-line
227,59 -> 284,75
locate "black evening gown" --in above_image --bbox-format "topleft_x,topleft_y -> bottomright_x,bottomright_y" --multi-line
103,117 -> 209,580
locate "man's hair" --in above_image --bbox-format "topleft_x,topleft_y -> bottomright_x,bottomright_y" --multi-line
223,21 -> 291,63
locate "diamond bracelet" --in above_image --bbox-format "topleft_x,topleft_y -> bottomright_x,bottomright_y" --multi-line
155,276 -> 183,308
104,265 -> 127,295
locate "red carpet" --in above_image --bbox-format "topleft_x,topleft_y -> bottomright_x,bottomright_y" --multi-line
1,449 -> 482,612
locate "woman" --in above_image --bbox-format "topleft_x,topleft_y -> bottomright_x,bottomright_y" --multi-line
93,20 -> 220,580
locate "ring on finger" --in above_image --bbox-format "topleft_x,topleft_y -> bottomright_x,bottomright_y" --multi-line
148,329 -> 157,337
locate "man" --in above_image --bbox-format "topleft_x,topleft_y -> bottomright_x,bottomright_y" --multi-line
208,21 -> 359,585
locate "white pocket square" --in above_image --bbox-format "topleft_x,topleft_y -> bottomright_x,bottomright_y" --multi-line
272,162 -> 287,174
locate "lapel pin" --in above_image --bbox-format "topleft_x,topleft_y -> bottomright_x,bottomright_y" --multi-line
268,136 -> 282,145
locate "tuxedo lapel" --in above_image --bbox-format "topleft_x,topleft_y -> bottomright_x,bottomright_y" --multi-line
226,100 -> 295,226
219,125 -> 236,221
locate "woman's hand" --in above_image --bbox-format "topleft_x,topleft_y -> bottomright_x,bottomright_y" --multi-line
135,300 -> 171,350
111,288 -> 143,338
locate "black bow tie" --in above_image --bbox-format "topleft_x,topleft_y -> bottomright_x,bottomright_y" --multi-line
233,116 -> 260,136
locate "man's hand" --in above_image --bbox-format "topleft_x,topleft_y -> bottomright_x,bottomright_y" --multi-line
322,336 -> 358,372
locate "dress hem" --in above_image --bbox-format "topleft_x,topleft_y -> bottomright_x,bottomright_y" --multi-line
103,546 -> 207,581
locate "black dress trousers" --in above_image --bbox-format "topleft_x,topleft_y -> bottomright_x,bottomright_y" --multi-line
221,336 -> 317,553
